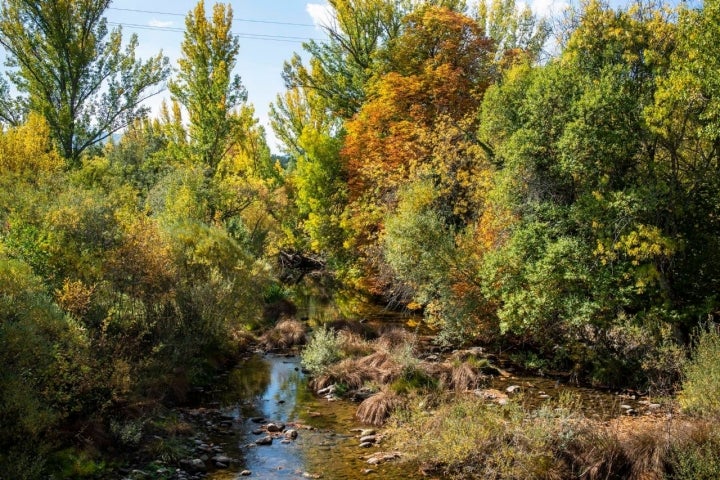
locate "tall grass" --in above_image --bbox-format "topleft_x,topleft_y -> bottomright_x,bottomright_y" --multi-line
678,323 -> 720,416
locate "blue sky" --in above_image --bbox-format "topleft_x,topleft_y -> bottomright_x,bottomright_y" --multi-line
107,1 -> 331,153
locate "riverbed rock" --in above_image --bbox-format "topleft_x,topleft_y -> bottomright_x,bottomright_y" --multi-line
359,442 -> 373,448
180,458 -> 207,472
256,435 -> 273,446
506,385 -> 521,394
284,429 -> 298,439
359,435 -> 377,444
317,384 -> 335,395
473,388 -> 509,405
240,470 -> 252,476
250,416 -> 266,423
266,422 -> 285,432
366,451 -> 401,465
212,455 -> 233,466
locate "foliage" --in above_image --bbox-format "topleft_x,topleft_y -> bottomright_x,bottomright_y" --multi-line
301,326 -> 343,376
389,395 -> 578,479
667,428 -> 720,480
0,257 -> 91,477
678,324 -> 720,417
0,0 -> 170,165
169,0 -> 247,171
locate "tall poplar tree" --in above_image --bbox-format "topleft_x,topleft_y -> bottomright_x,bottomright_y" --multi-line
169,0 -> 247,172
0,0 -> 170,167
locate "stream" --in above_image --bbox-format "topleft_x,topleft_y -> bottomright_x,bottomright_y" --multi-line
190,354 -> 419,480
173,349 -> 660,480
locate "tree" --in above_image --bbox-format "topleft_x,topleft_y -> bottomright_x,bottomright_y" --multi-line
282,0 -> 406,119
0,0 -> 170,167
341,6 -> 495,291
169,0 -> 247,172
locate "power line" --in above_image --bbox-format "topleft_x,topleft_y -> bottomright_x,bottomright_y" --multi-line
107,21 -> 319,44
108,6 -> 317,28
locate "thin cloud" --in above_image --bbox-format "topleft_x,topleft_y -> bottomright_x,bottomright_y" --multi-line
306,3 -> 334,29
148,19 -> 174,28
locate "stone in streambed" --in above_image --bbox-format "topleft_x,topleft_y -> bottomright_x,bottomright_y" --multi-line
256,435 -> 273,446
266,422 -> 285,432
360,435 -> 377,444
212,455 -> 233,466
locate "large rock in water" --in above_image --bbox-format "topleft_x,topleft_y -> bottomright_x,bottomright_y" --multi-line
256,435 -> 273,446
266,422 -> 285,432
180,458 -> 207,472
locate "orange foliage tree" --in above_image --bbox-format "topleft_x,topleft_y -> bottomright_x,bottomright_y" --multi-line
341,6 -> 496,292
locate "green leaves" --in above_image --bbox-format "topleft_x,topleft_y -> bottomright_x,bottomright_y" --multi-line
169,1 -> 247,171
0,0 -> 170,166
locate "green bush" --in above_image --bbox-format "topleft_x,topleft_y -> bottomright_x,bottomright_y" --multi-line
667,429 -> 720,480
388,396 -> 576,479
678,324 -> 720,416
301,326 -> 342,375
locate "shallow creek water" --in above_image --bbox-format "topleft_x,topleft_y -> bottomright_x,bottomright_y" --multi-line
190,350 -> 660,480
201,354 -> 420,480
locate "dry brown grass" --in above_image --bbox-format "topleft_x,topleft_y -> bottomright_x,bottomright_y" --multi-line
375,327 -> 415,351
337,330 -> 374,357
566,415 -> 715,480
260,318 -> 307,350
356,389 -> 402,426
310,351 -> 403,391
449,361 -> 486,392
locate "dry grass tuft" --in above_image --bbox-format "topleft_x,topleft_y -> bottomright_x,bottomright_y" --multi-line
260,318 -> 307,350
449,361 -> 486,392
375,327 -> 415,351
356,389 -> 402,426
338,330 -> 374,357
310,351 -> 403,391
565,415 -> 718,480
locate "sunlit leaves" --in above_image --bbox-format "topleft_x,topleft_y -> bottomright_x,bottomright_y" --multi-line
169,0 -> 247,171
0,0 -> 170,165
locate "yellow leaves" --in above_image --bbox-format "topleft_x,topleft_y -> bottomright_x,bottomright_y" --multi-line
55,279 -> 95,319
0,113 -> 63,175
616,224 -> 676,262
594,224 -> 677,292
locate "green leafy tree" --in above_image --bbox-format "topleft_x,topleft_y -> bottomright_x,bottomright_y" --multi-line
282,0 -> 406,119
169,0 -> 247,171
0,0 -> 170,167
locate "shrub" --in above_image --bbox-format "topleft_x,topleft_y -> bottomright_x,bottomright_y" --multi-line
301,326 -> 343,376
678,324 -> 720,416
388,396 -> 576,479
667,427 -> 720,480
356,389 -> 402,426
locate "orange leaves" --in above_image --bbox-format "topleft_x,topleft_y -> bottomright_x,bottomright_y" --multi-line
343,6 -> 493,204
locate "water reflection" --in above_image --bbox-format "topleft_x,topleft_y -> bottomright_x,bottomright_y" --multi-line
206,355 -> 418,480
222,356 -> 271,403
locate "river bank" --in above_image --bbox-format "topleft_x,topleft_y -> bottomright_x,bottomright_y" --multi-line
101,315 -> 709,480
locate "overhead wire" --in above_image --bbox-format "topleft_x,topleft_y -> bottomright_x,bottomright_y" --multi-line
107,5 -> 323,44
108,6 -> 317,28
107,21 -> 319,44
